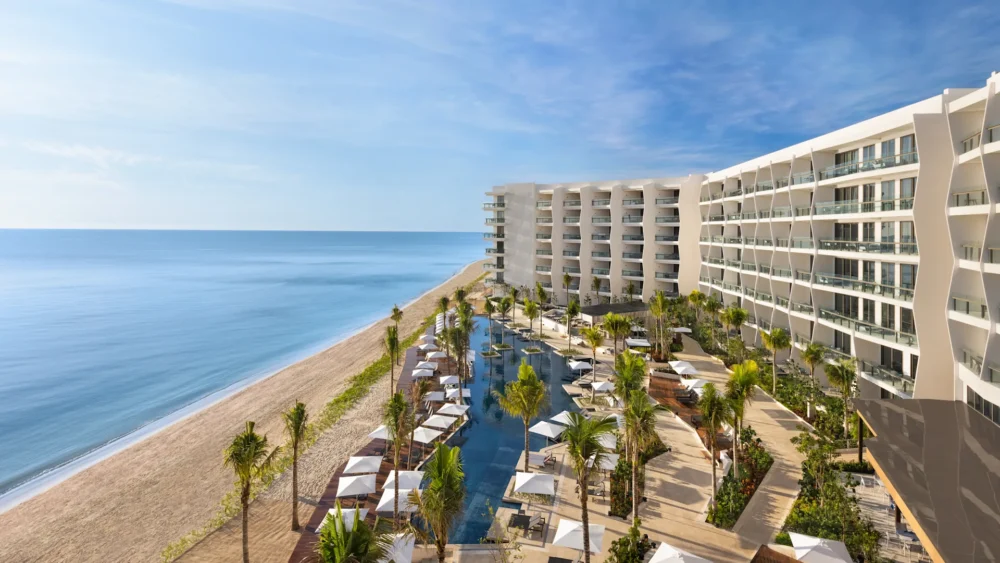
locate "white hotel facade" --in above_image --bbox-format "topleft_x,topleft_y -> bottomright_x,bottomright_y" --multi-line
485,73 -> 1000,413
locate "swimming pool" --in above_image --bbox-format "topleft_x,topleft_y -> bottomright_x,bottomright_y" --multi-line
446,316 -> 580,543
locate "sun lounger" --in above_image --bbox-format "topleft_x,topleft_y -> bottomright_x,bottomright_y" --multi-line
528,514 -> 546,535
529,452 -> 555,467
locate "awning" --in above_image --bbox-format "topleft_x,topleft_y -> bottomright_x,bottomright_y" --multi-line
418,343 -> 437,351
368,424 -> 388,440
552,519 -> 605,553
379,533 -> 416,563
383,470 -> 424,490
592,381 -> 614,393
423,391 -> 445,402
426,351 -> 446,360
411,427 -> 443,444
412,368 -> 434,378
336,474 -> 376,498
550,410 -> 575,425
788,532 -> 852,563
445,388 -> 471,399
682,378 -> 707,391
587,453 -> 619,471
375,488 -> 420,513
648,541 -> 713,563
529,421 -> 565,439
437,404 -> 470,416
669,327 -> 693,334
514,472 -> 556,495
669,360 -> 699,375
597,433 -> 616,449
568,360 -> 593,372
625,338 -> 651,348
343,455 -> 382,475
415,361 -> 438,371
439,375 -> 459,385
422,414 -> 459,430
418,334 -> 434,342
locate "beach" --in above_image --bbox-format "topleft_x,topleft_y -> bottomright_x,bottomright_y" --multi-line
0,259 -> 486,563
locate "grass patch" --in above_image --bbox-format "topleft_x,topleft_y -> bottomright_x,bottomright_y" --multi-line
161,274 -> 485,562
523,347 -> 543,354
493,343 -> 513,351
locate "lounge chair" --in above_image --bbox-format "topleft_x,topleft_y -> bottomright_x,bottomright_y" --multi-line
528,514 -> 546,535
529,452 -> 555,468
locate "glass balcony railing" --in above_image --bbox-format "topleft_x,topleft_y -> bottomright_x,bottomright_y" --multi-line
536,249 -> 552,256
819,152 -> 918,180
741,212 -> 757,220
655,235 -> 679,242
656,253 -> 679,260
591,251 -> 611,258
962,132 -> 981,154
812,272 -> 914,301
794,206 -> 812,216
961,244 -> 982,261
622,234 -> 644,241
562,234 -> 581,240
758,264 -> 771,275
656,197 -> 679,205
708,214 -> 725,221
951,295 -> 989,319
722,281 -> 740,293
741,262 -> 756,272
699,275 -> 711,284
536,201 -> 552,208
772,267 -> 792,279
591,268 -> 610,276
727,213 -> 742,221
819,239 -> 918,255
791,237 -> 814,249
483,262 -> 501,270
562,250 -> 580,257
483,202 -> 505,209
951,190 -> 988,207
772,206 -> 792,218
656,272 -> 679,279
795,269 -> 812,282
656,216 -> 680,223
591,199 -> 611,206
813,197 -> 914,215
757,292 -> 773,303
563,266 -> 581,274
622,198 -> 645,206
486,218 -> 505,224
486,248 -> 504,254
535,265 -> 551,272
622,269 -> 643,277
725,259 -> 741,269
858,360 -> 914,395
711,236 -> 724,243
700,236 -> 710,242
538,282 -> 552,289
723,237 -> 740,245
535,217 -> 552,224
622,215 -> 643,223
724,188 -> 743,198
989,248 -> 1000,264
483,233 -> 504,239
592,234 -> 610,241
791,171 -> 815,185
622,252 -> 643,259
774,238 -> 789,248
791,302 -> 814,315
775,178 -> 790,189
755,181 -> 774,192
988,124 -> 1000,144
535,233 -> 552,240
564,200 -> 582,207
706,257 -> 724,266
819,308 -> 918,347
592,216 -> 612,224
562,216 -> 581,223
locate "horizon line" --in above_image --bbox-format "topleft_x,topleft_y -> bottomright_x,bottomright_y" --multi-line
0,227 -> 481,234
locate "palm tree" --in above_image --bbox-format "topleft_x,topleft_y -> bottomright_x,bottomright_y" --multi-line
509,286 -> 520,327
724,361 -> 758,481
761,328 -> 792,395
563,413 -> 617,563
524,299 -> 541,346
484,298 -> 496,348
623,390 -> 666,520
825,358 -> 857,437
407,379 -> 432,469
283,401 -> 309,531
613,352 -> 645,409
591,275 -> 601,304
565,299 -> 581,352
698,383 -> 731,508
801,343 -> 827,419
316,501 -> 390,563
410,443 -> 466,563
688,290 -> 706,323
454,287 -> 468,305
703,297 -> 723,347
437,295 -> 451,352
563,272 -> 572,305
536,281 -> 548,307
224,421 -> 279,563
720,306 -> 748,341
625,280 -> 636,303
579,326 -> 605,401
494,360 -> 548,472
391,304 -> 404,346
648,291 -> 669,359
384,325 -> 401,393
383,392 -> 410,529
603,313 -> 633,359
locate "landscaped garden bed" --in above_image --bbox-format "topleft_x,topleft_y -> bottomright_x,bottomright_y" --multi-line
706,426 -> 773,529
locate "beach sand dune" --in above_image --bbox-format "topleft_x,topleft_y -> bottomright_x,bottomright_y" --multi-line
0,260 -> 486,563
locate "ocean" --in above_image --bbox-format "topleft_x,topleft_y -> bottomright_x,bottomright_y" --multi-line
0,229 -> 483,505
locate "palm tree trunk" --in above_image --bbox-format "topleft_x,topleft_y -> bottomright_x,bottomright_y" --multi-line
732,418 -> 740,486
581,484 -> 591,563
291,445 -> 300,531
407,430 -> 414,470
523,424 -> 530,473
710,442 -> 718,508
772,351 -> 778,395
393,463 -> 400,530
390,360 -> 395,395
241,486 -> 250,563
632,450 -> 640,521
437,539 -> 446,563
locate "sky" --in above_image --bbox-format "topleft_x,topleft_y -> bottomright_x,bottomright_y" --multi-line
1,1 -> 998,232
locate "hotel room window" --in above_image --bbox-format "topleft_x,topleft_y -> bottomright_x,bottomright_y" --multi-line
901,264 -> 916,290
881,303 -> 896,329
881,180 -> 895,210
901,308 -> 915,335
901,134 -> 916,162
862,184 -> 875,212
881,263 -> 895,287
900,178 -> 916,209
881,138 -> 896,158
863,144 -> 875,162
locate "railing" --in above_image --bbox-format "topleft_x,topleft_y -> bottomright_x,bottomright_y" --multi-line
951,190 -> 988,207
819,308 -> 918,347
747,314 -> 757,325
622,215 -> 643,223
707,257 -> 724,265
724,237 -> 741,244
483,233 -> 504,239
536,201 -> 552,208
813,272 -> 914,301
951,295 -> 989,319
791,171 -> 815,185
655,272 -> 679,279
858,360 -> 914,395
700,236 -> 710,242
989,124 -> 1000,144
759,319 -> 772,331
656,253 -> 679,260
486,248 -> 503,254
486,218 -> 505,224
562,250 -> 580,257
742,212 -> 758,220
483,262 -> 500,270
772,267 -> 792,278
989,248 -> 1000,264
591,268 -> 610,276
711,236 -> 724,243
791,237 -> 814,249
754,238 -> 774,247
725,188 -> 743,198
592,217 -> 612,224
774,238 -> 789,248
824,347 -> 853,361
961,132 -> 982,154
758,210 -> 771,219
622,252 -> 643,259
775,296 -> 789,308
564,200 -> 582,207
813,197 -> 914,215
727,213 -> 742,221
591,251 -> 611,258
592,199 -> 611,206
741,262 -> 757,272
708,214 -> 725,221
723,281 -> 741,293
592,234 -> 610,241
656,197 -> 679,205
699,275 -> 711,284
656,216 -> 680,223
961,349 -> 983,373
756,181 -> 774,192
483,202 -> 505,209
562,216 -> 581,223
622,234 -> 644,241
563,266 -> 581,274
535,265 -> 551,272
536,249 -> 552,256
818,239 -> 918,255
655,235 -> 679,242
772,206 -> 793,218
725,259 -> 741,269
819,152 -> 918,180
795,269 -> 812,282
791,302 -> 814,314
758,264 -> 771,275
622,269 -> 643,277
538,282 -> 552,289
535,217 -> 552,224
961,244 -> 982,261
536,233 -> 552,240
562,234 -> 581,241
622,198 -> 644,206
795,206 -> 812,216
757,292 -> 773,303
775,178 -> 790,189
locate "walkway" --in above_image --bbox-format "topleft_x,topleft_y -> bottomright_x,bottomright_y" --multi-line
673,336 -> 806,547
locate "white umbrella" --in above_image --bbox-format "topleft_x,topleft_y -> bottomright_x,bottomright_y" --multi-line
383,470 -> 424,490
514,472 -> 556,495
587,453 -> 620,471
376,488 -> 420,513
418,343 -> 438,351
569,360 -> 593,372
343,455 -> 382,475
598,433 -> 617,449
416,361 -> 438,370
368,425 -> 388,440
552,519 -> 605,554
592,380 -> 614,393
669,360 -> 699,375
318,507 -> 368,532
669,327 -> 693,334
379,533 -> 416,563
418,334 -> 434,342
789,532 -> 853,563
422,414 -> 459,430
439,375 -> 459,385
412,426 -> 443,444
625,338 -> 651,348
445,388 -> 471,399
437,404 -> 470,416
683,378 -> 707,391
423,391 -> 446,402
648,541 -> 713,563
426,351 -> 446,359
412,368 -> 434,378
336,474 -> 376,498
550,410 -> 575,425
529,421 -> 565,439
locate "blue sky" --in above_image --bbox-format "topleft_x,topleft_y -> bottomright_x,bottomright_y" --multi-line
1,0 -> 998,231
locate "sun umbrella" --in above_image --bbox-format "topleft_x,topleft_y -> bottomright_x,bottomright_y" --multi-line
683,378 -> 707,391
789,532 -> 853,563
625,338 -> 651,348
587,453 -> 620,470
426,350 -> 446,359
422,414 -> 459,430
669,327 -> 693,334
514,472 -> 556,495
418,343 -> 438,351
669,360 -> 699,375
412,368 -> 434,378
423,391 -> 445,402
439,375 -> 459,385
343,455 -> 382,475
550,410 -> 575,425
368,425 -> 388,440
418,334 -> 434,342
552,519 -> 605,554
376,488 -> 420,513
445,388 -> 471,399
529,421 -> 565,439
411,426 -> 443,444
383,470 -> 424,490
598,433 -> 617,449
648,541 -> 713,563
318,507 -> 368,532
568,360 -> 593,372
416,361 -> 438,370
436,404 -> 469,416
592,380 -> 614,393
336,473 -> 376,498
379,533 -> 416,563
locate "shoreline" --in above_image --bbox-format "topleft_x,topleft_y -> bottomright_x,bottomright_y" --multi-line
0,262 -> 467,514
0,259 -> 486,563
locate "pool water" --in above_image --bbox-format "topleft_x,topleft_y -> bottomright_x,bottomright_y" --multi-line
447,317 -> 580,543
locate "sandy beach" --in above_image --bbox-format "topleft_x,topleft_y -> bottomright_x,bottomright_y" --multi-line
0,259 -> 486,563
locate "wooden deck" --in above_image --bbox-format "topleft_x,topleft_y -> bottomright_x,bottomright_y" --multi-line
648,375 -> 732,456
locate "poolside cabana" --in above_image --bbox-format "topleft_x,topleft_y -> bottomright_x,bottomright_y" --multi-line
669,327 -> 693,334
412,368 -> 434,378
669,360 -> 699,376
648,541 -> 712,563
379,533 -> 416,563
423,391 -> 445,402
335,474 -> 376,498
625,337 -> 651,349
375,488 -> 421,513
422,414 -> 459,430
436,404 -> 469,417
317,507 -> 368,533
368,425 -> 388,440
445,388 -> 471,400
417,343 -> 438,352
514,472 -> 555,495
788,532 -> 852,563
568,360 -> 593,373
415,361 -> 438,371
529,421 -> 565,440
412,426 -> 443,444
552,518 -> 605,554
418,334 -> 434,342
343,455 -> 382,475
383,470 -> 424,490
550,410 -> 575,425
426,351 -> 446,360
439,375 -> 459,385
592,381 -> 614,394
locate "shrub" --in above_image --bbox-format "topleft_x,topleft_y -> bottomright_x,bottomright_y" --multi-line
609,457 -> 633,518
606,520 -> 649,563
831,459 -> 874,474
707,427 -> 773,529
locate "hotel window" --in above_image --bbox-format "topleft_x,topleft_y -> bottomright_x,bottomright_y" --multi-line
901,308 -> 914,335
881,180 -> 895,210
835,186 -> 857,202
966,388 -> 1000,427
835,257 -> 858,277
863,298 -> 876,324
835,149 -> 858,166
862,222 -> 875,242
862,260 -> 875,282
881,263 -> 895,286
881,139 -> 896,158
881,221 -> 896,243
834,329 -> 852,354
881,303 -> 896,329
901,134 -> 915,155
900,178 -> 916,209
881,345 -> 903,372
900,264 -> 916,290
862,184 -> 875,212
901,221 -> 916,243
836,294 -> 859,317
863,144 -> 876,162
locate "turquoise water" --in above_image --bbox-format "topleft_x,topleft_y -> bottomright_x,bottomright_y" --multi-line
0,229 -> 482,501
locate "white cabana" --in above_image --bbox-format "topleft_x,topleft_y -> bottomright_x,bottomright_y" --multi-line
597,433 -> 617,449
318,507 -> 368,533
550,410 -> 575,425
625,338 -> 651,348
416,361 -> 438,370
669,327 -> 693,334
592,380 -> 614,393
587,453 -> 620,471
422,414 -> 459,430
669,360 -> 699,376
423,391 -> 446,402
426,351 -> 446,360
568,360 -> 593,372
343,455 -> 382,475
445,388 -> 471,399
379,533 -> 416,563
514,472 -> 556,495
648,541 -> 713,563
682,378 -> 708,391
412,426 -> 444,444
439,375 -> 459,385
368,425 -> 388,440
418,333 -> 435,342
376,488 -> 420,513
552,519 -> 605,554
418,343 -> 438,351
412,368 -> 435,378
383,470 -> 424,490
336,473 -> 376,498
436,404 -> 470,416
529,421 -> 566,439
789,532 -> 853,563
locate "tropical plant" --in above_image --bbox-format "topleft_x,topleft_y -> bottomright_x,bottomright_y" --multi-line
720,306 -> 748,341
724,361 -> 758,481
283,401 -> 309,531
623,391 -> 665,520
484,298 -> 496,347
625,280 -> 636,303
648,290 -> 670,359
524,300 -> 540,344
698,383 -> 732,508
563,413 -> 617,563
613,352 -> 645,409
563,272 -> 572,305
316,501 -> 391,563
437,295 -> 451,355
579,326 -> 605,401
493,360 -> 548,472
408,378 -> 433,469
825,358 -> 857,437
703,296 -> 723,347
409,443 -> 466,563
384,324 -> 401,393
564,299 -> 580,352
456,302 -> 476,390
509,286 -> 520,326
761,327 -> 791,395
688,290 -> 706,323
454,287 -> 468,305
536,281 -> 548,307
224,421 -> 280,563
801,342 -> 827,419
383,391 -> 411,529
602,313 -> 632,358
391,305 -> 404,351
591,275 -> 601,305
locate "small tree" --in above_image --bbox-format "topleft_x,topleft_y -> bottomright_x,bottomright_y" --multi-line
703,297 -> 723,348
591,275 -> 602,305
825,358 -> 857,438
410,443 -> 466,563
384,325 -> 400,393
316,501 -> 391,563
761,328 -> 791,395
625,280 -> 636,303
579,326 -> 605,401
524,299 -> 540,345
563,273 -> 572,305
724,361 -> 758,481
536,281 -> 548,307
688,290 -> 706,323
224,421 -> 279,563
493,360 -> 548,472
563,413 -> 617,563
648,290 -> 669,359
698,383 -> 731,508
283,401 -> 309,531
801,342 -> 827,419
564,299 -> 581,352
383,392 -> 411,529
